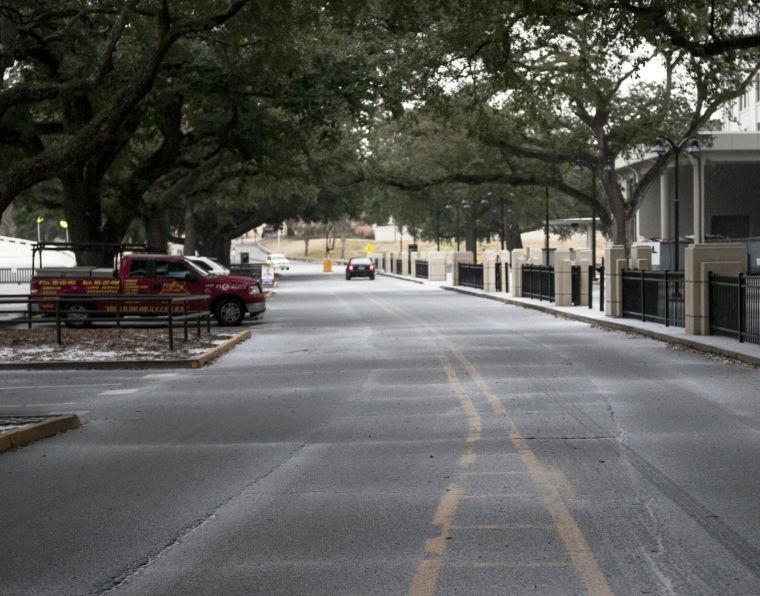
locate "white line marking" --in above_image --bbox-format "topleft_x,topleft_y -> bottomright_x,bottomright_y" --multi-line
142,373 -> 177,379
100,389 -> 139,396
0,383 -> 122,391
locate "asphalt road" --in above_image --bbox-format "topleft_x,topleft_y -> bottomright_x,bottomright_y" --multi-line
2,262 -> 760,595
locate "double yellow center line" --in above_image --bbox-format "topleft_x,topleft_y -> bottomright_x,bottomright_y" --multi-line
362,290 -> 612,596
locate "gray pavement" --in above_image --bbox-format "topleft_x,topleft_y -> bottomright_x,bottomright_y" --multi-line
1,262 -> 760,594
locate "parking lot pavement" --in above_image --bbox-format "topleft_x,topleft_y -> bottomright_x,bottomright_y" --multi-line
2,262 -> 760,595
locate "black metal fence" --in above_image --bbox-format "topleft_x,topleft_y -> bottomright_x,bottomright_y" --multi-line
522,264 -> 554,302
598,265 -> 605,311
621,269 -> 684,327
709,273 -> 760,344
458,263 -> 484,289
0,294 -> 211,350
495,261 -> 502,291
571,265 -> 581,306
0,268 -> 33,283
395,258 -> 403,274
416,260 -> 429,279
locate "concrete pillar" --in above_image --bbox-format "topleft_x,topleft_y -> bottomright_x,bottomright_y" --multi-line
555,258 -> 573,306
690,156 -> 706,245
630,244 -> 652,271
579,259 -> 590,307
497,250 -> 511,292
660,170 -> 671,240
575,249 -> 591,264
605,245 -> 627,317
410,251 -> 418,277
401,252 -> 409,275
483,251 -> 497,292
685,243 -> 747,335
510,249 -> 528,297
452,251 -> 474,286
428,252 -> 447,281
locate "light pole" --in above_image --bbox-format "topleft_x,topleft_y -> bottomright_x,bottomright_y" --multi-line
35,216 -> 45,242
544,187 -> 550,266
653,136 -> 701,272
574,159 -> 612,279
445,202 -> 461,251
59,220 -> 69,244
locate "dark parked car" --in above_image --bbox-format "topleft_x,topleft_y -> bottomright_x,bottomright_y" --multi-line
346,257 -> 375,280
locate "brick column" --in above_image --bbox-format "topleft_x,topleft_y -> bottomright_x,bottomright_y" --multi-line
630,244 -> 652,271
554,249 -> 572,306
510,249 -> 527,297
428,252 -> 447,281
685,243 -> 747,335
497,250 -> 511,292
483,251 -> 497,292
579,259 -> 590,307
604,245 -> 626,317
452,251 -> 473,286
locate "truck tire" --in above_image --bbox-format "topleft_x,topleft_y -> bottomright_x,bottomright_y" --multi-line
214,297 -> 245,326
64,303 -> 93,328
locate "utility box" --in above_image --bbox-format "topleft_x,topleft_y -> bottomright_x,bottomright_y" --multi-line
323,259 -> 332,272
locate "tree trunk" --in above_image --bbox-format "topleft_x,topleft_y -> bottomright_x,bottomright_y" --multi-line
303,237 -> 310,256
145,211 -> 168,251
340,230 -> 347,258
60,172 -> 112,266
183,198 -> 196,255
506,226 -> 523,251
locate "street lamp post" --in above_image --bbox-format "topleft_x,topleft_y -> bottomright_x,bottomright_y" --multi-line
574,159 -> 602,279
35,216 -> 45,243
544,187 -> 550,266
653,136 -> 701,272
59,220 -> 69,244
445,202 -> 461,251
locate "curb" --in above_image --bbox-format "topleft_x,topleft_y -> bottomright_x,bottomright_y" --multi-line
0,414 -> 81,453
378,271 -> 426,285
0,330 -> 251,371
442,286 -> 760,367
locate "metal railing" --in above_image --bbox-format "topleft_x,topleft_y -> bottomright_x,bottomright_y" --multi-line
522,264 -> 554,302
709,273 -> 760,344
571,265 -> 581,306
0,268 -> 33,284
458,263 -> 484,289
621,269 -> 684,327
495,261 -> 502,291
395,258 -> 403,274
415,260 -> 429,279
0,294 -> 211,350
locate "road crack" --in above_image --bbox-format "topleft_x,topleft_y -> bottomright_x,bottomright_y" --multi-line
92,441 -> 307,595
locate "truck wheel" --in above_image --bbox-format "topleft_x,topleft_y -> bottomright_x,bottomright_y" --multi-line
64,303 -> 92,328
214,298 -> 245,326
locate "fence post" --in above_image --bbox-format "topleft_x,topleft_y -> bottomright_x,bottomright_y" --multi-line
588,265 -> 593,309
55,300 -> 62,345
738,273 -> 744,343
168,299 -> 174,351
183,299 -> 188,341
640,270 -> 646,322
664,271 -> 670,327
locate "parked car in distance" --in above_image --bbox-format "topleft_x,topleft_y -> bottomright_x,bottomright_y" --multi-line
266,253 -> 290,271
186,255 -> 230,276
346,257 -> 375,280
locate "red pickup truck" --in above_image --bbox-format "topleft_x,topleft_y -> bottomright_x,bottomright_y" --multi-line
30,254 -> 265,326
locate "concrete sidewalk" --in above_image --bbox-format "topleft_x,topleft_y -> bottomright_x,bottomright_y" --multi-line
380,270 -> 760,367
